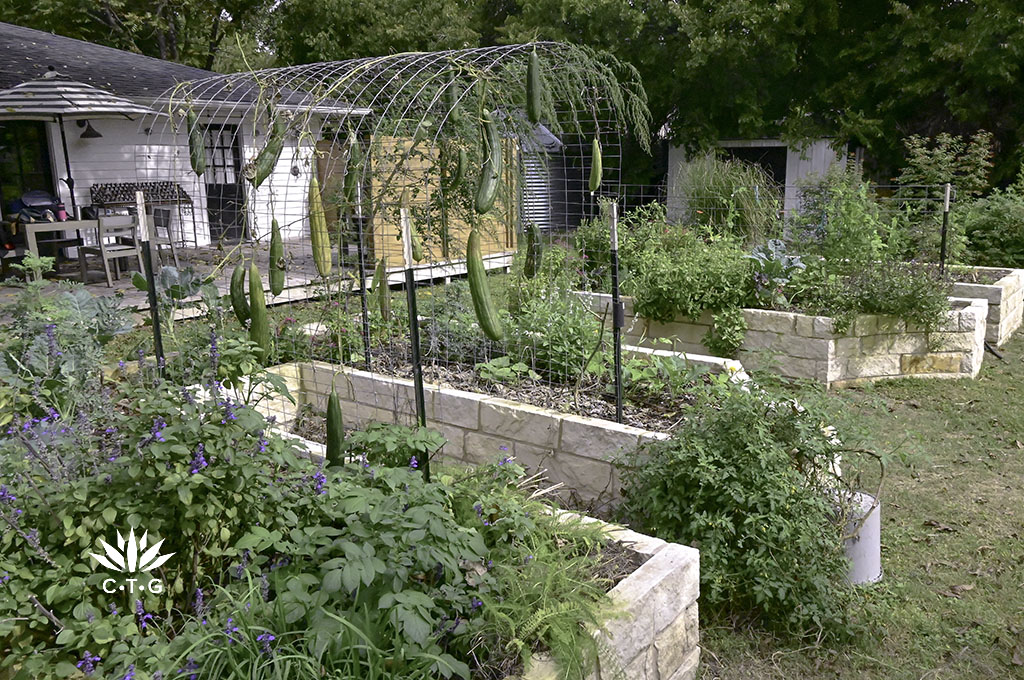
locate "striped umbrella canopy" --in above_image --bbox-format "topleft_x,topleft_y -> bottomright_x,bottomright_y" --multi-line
0,73 -> 163,212
0,74 -> 158,121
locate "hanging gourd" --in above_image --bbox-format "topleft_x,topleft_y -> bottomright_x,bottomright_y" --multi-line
268,219 -> 285,296
467,229 -> 504,341
527,49 -> 542,124
186,107 -> 206,177
309,174 -> 331,278
474,109 -> 502,214
589,136 -> 603,192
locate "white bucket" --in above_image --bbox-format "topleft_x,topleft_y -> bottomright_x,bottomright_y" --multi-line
843,492 -> 881,584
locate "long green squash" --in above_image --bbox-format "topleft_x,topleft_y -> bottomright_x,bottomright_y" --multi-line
269,219 -> 285,296
589,136 -> 602,192
230,264 -> 249,324
451,146 -> 467,190
474,110 -> 502,214
371,257 -> 390,321
467,229 -> 503,341
248,264 -> 270,359
309,174 -> 331,278
246,112 -> 285,189
523,221 -> 542,279
326,389 -> 344,466
527,49 -> 542,124
445,79 -> 463,125
187,107 -> 206,177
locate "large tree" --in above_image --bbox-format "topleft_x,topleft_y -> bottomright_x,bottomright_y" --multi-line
0,0 -> 275,70
270,0 -> 482,64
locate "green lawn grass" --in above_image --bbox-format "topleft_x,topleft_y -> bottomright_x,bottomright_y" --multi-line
700,335 -> 1024,679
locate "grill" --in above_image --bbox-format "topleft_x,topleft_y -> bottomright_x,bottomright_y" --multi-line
90,182 -> 192,207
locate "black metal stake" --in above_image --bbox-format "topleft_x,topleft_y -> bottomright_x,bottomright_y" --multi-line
136,191 -> 164,376
939,182 -> 951,275
401,206 -> 430,482
609,201 -> 624,424
352,208 -> 372,370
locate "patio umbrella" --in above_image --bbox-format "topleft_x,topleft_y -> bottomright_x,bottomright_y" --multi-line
0,72 -> 163,214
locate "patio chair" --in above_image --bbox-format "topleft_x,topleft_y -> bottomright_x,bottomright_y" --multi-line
80,214 -> 144,287
150,208 -> 181,268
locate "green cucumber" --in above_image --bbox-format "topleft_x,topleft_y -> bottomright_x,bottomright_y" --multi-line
523,222 -> 542,279
474,110 -> 502,214
445,80 -> 463,125
309,174 -> 331,278
467,229 -> 504,341
326,389 -> 344,466
527,49 -> 542,124
371,258 -> 390,321
230,264 -> 249,324
589,136 -> 602,193
247,112 -> 285,189
187,107 -> 206,177
452,146 -> 466,190
269,219 -> 285,296
248,264 -> 270,359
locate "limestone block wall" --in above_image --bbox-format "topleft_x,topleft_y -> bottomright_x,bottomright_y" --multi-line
266,360 -> 668,510
527,518 -> 700,680
580,293 -> 988,387
949,267 -> 1024,347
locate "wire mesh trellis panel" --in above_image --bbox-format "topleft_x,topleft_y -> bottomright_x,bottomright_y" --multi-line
126,42 -> 658,470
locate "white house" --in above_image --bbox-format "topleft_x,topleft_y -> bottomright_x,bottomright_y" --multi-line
0,22 -> 323,250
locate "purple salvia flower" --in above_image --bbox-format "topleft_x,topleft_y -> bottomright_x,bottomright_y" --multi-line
135,600 -> 154,631
76,651 -> 101,676
190,444 -> 208,474
121,665 -> 135,680
256,632 -> 276,655
312,470 -> 327,495
409,456 -> 419,469
224,617 -> 240,644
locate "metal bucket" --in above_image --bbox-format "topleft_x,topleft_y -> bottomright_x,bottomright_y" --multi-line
843,492 -> 881,584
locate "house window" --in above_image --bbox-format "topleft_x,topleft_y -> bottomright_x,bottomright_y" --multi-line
0,121 -> 54,211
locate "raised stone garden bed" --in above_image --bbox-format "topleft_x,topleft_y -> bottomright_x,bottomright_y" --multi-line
257,380 -> 701,680
949,266 -> 1024,346
263,360 -> 669,509
579,293 -> 989,388
527,516 -> 700,680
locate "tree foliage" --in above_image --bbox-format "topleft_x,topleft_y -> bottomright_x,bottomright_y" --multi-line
0,0 -> 275,70
6,0 -> 1023,181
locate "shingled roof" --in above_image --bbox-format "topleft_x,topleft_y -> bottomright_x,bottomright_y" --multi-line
0,22 -> 215,100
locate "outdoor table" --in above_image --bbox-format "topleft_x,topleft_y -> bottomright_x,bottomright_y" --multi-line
21,219 -> 97,281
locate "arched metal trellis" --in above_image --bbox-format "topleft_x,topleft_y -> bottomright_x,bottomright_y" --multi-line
131,42 -> 651,476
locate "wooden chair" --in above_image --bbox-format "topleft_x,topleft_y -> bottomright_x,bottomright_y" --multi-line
80,214 -> 144,287
150,208 -> 181,268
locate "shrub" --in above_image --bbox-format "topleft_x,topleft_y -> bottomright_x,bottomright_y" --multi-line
506,274 -> 603,383
616,381 -> 853,637
790,164 -> 893,265
962,171 -> 1024,267
791,259 -> 952,334
626,233 -> 751,323
890,131 -> 994,263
